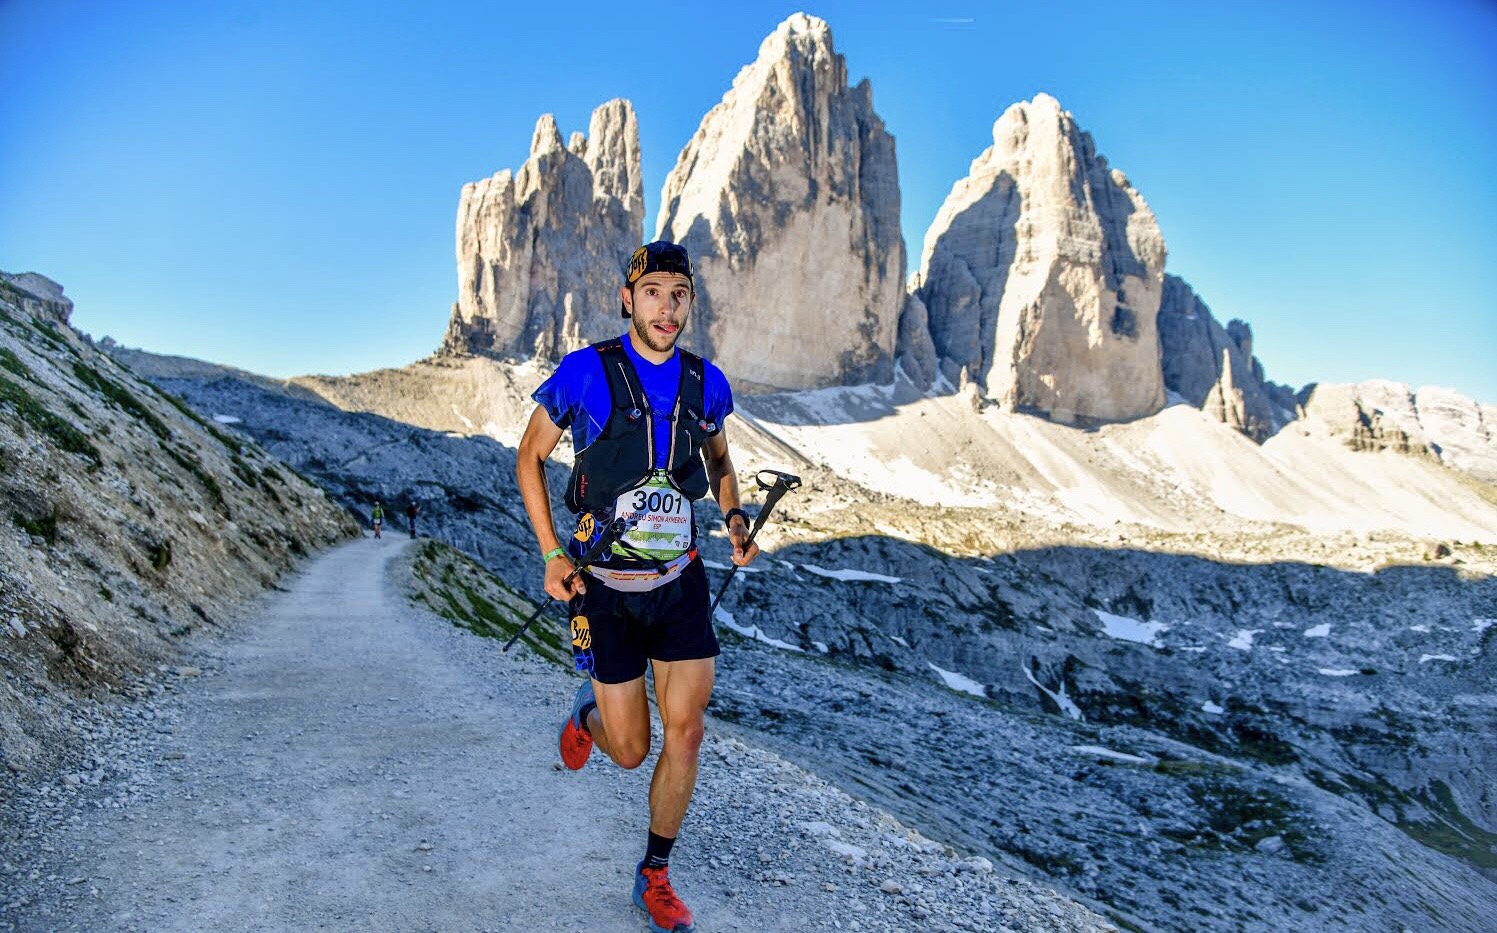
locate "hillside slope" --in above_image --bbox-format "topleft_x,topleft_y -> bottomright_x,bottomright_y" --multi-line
0,282 -> 356,775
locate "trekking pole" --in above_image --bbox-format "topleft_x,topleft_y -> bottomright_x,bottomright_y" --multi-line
503,517 -> 631,653
709,470 -> 802,618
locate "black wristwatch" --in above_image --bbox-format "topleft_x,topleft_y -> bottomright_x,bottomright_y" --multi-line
724,507 -> 750,531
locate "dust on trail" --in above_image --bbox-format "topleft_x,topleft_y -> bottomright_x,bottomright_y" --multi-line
13,538 -> 754,933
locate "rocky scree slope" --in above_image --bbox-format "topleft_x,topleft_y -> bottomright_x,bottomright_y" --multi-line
0,274 -> 356,777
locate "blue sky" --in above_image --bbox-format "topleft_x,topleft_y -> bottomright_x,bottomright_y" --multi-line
2,0 -> 1494,402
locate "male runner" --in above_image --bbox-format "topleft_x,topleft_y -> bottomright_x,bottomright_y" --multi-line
516,240 -> 758,933
371,500 -> 384,539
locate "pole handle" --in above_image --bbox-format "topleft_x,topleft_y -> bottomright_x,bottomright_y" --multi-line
503,517 -> 628,653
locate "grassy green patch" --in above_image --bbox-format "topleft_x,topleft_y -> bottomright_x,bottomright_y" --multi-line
161,443 -> 227,512
0,373 -> 102,467
411,540 -> 569,666
71,361 -> 171,440
230,454 -> 259,488
98,586 -> 113,602
1184,780 -> 1318,862
28,317 -> 72,354
15,506 -> 60,543
1400,780 -> 1497,871
1152,756 -> 1241,778
148,540 -> 172,570
0,347 -> 36,382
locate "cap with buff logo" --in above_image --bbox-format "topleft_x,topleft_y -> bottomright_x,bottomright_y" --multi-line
621,241 -> 693,318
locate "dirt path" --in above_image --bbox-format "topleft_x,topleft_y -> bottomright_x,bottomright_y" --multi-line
5,537 -> 1114,933
8,538 -> 708,931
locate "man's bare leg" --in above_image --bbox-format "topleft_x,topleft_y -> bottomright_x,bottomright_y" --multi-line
588,676 -> 652,770
646,657 -> 714,837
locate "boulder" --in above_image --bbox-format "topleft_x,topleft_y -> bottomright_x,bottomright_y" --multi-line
655,13 -> 905,391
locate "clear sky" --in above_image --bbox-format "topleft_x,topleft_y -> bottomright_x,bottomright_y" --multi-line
3,0 -> 1494,402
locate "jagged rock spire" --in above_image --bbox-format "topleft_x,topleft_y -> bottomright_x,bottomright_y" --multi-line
443,99 -> 643,361
910,94 -> 1166,423
656,12 -> 905,391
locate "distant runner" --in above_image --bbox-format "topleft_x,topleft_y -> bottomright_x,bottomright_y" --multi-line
371,500 -> 384,539
516,240 -> 758,933
404,500 -> 421,538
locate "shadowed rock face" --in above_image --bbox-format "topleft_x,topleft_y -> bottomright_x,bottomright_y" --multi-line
1158,274 -> 1298,442
443,100 -> 643,362
656,13 -> 905,392
912,94 -> 1167,423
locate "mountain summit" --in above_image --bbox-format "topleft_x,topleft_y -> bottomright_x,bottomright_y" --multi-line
910,94 -> 1167,424
656,13 -> 905,391
442,99 -> 643,361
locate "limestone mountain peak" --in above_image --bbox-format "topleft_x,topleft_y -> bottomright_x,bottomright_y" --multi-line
910,92 -> 1167,423
442,99 -> 643,361
656,13 -> 904,391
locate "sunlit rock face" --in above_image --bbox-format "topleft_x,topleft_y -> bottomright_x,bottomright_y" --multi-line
443,99 -> 643,361
1300,380 -> 1497,481
913,94 -> 1166,424
0,272 -> 73,326
655,13 -> 905,391
1157,274 -> 1298,442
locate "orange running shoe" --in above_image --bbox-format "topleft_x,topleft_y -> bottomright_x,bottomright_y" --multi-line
558,679 -> 595,770
633,861 -> 695,933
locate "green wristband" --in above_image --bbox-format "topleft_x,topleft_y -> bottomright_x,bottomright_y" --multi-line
542,547 -> 566,563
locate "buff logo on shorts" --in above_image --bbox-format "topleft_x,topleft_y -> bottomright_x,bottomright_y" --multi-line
570,614 -> 594,675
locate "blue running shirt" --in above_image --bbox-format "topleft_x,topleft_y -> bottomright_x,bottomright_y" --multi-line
533,335 -> 734,474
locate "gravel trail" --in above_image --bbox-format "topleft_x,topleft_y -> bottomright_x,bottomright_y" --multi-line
3,537 -> 1114,932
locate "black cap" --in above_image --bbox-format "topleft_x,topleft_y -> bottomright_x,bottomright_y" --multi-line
621,241 -> 693,317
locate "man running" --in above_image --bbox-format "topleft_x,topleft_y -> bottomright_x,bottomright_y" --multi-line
371,500 -> 384,539
516,240 -> 758,933
404,500 -> 420,538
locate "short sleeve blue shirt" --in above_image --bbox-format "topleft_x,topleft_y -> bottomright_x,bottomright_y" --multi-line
532,335 -> 734,468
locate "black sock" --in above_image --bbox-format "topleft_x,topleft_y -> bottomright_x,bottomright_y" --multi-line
577,700 -> 597,735
644,831 -> 675,869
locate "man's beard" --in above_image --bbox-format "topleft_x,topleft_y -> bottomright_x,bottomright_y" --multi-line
632,313 -> 684,353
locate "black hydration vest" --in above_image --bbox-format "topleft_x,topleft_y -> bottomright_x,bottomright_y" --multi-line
563,338 -> 716,515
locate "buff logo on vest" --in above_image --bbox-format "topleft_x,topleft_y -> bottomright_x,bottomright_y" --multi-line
570,615 -> 594,675
574,512 -> 596,541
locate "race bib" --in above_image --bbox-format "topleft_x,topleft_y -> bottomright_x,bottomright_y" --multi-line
613,470 -> 692,560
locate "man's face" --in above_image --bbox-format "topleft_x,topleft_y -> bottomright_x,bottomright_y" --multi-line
623,272 -> 694,353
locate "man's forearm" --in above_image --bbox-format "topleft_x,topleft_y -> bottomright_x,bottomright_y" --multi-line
706,451 -> 741,516
517,452 -> 563,554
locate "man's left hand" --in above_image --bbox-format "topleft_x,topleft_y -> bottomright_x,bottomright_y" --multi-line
728,518 -> 759,566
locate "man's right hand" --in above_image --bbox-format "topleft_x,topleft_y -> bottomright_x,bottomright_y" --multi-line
544,553 -> 587,600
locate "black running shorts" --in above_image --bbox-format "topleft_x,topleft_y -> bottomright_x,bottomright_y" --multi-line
567,558 -> 719,684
